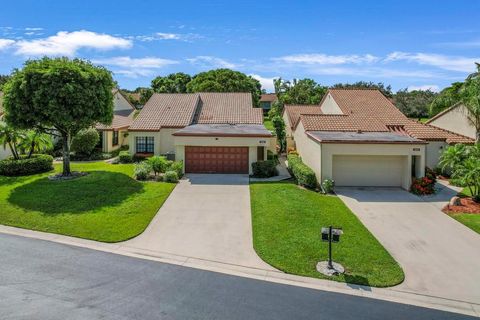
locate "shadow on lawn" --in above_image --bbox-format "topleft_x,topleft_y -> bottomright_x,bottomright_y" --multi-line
8,171 -> 144,214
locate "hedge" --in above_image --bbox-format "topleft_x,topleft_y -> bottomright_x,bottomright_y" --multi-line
287,154 -> 317,189
119,151 -> 133,163
252,160 -> 278,178
0,154 -> 54,176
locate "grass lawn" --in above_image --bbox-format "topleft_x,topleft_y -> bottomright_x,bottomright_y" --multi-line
0,161 -> 176,242
263,117 -> 274,131
250,181 -> 404,287
449,213 -> 480,234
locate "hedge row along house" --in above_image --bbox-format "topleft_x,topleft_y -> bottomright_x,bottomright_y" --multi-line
283,89 -> 474,190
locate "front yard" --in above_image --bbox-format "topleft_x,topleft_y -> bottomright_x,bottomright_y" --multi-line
250,181 -> 404,287
0,162 -> 175,242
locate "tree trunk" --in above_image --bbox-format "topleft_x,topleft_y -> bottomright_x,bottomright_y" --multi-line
28,140 -> 35,158
476,129 -> 480,144
61,132 -> 71,176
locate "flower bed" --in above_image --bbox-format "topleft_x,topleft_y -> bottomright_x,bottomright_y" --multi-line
410,167 -> 437,195
443,198 -> 480,214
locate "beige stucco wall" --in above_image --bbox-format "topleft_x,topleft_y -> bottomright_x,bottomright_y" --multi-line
428,104 -> 476,139
320,93 -> 343,114
128,129 -> 177,155
174,135 -> 272,174
101,129 -> 129,153
425,141 -> 447,169
283,111 -> 296,151
292,121 -> 322,179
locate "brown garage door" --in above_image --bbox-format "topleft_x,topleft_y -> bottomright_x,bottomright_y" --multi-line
185,146 -> 249,174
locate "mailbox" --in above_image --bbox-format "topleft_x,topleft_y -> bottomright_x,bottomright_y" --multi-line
331,228 -> 343,243
321,227 -> 343,242
321,227 -> 330,241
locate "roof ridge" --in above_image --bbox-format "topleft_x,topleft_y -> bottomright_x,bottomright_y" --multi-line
425,102 -> 463,124
411,119 -> 474,140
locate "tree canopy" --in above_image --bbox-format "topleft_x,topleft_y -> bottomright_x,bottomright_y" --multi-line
3,57 -> 114,175
0,75 -> 10,90
275,78 -> 328,106
186,69 -> 262,106
151,72 -> 192,93
462,63 -> 480,142
429,82 -> 463,117
393,89 -> 437,119
332,81 -> 393,98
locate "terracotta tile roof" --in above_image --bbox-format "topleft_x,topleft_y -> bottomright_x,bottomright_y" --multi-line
284,105 -> 322,128
129,92 -> 262,131
260,93 -> 277,102
173,124 -> 273,137
298,89 -> 474,144
96,109 -> 135,131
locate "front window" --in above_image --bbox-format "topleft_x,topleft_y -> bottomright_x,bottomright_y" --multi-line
135,136 -> 154,153
112,131 -> 119,146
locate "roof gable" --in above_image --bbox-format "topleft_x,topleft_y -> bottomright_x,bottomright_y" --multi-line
284,105 -> 322,128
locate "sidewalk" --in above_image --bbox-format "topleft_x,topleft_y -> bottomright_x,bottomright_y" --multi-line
0,224 -> 478,317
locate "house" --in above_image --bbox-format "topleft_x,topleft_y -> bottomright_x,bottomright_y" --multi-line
425,103 -> 476,140
285,89 -> 473,189
95,89 -> 136,153
283,105 -> 322,151
260,93 -> 277,115
128,92 -> 274,174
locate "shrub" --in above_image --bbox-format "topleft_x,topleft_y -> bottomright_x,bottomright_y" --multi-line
267,150 -> 279,164
287,154 -> 317,189
164,170 -> 179,183
410,176 -> 436,195
147,156 -> 170,175
119,151 -> 133,163
70,151 -> 110,161
71,128 -> 99,156
110,145 -> 129,157
321,179 -> 335,194
167,161 -> 183,178
134,162 -> 151,181
252,160 -> 278,178
0,154 -> 53,176
133,154 -> 148,162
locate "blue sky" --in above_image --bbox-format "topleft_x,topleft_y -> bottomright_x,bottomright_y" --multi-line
1,0 -> 479,92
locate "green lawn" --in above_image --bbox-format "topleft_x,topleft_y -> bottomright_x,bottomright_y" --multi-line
449,213 -> 480,234
0,161 -> 175,242
263,117 -> 274,131
250,182 -> 404,287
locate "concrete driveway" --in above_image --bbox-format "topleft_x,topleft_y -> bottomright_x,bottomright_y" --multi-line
123,174 -> 274,270
336,185 -> 480,304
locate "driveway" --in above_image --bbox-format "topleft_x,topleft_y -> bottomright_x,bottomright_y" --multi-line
123,174 -> 274,270
336,185 -> 480,304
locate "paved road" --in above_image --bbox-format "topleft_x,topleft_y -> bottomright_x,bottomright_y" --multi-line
124,174 -> 273,270
0,234 -> 473,320
337,186 -> 480,304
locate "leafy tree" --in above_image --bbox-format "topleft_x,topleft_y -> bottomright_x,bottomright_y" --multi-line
0,121 -> 22,160
186,69 -> 262,106
462,63 -> 480,143
272,115 -> 286,152
3,57 -> 114,176
147,156 -> 171,175
138,87 -> 154,105
332,81 -> 393,98
18,130 -> 53,158
393,89 -> 438,118
429,82 -> 463,117
0,75 -> 10,90
71,128 -> 100,156
152,72 -> 191,93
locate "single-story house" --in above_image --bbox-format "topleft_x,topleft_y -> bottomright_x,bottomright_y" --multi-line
260,93 -> 277,115
128,92 -> 274,174
95,89 -> 136,153
285,89 -> 473,189
426,103 -> 477,140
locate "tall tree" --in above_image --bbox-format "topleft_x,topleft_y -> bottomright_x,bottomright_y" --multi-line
332,81 -> 393,98
429,82 -> 463,117
186,69 -> 262,106
3,57 -> 114,176
0,75 -> 10,90
393,89 -> 438,118
151,72 -> 192,93
462,63 -> 480,143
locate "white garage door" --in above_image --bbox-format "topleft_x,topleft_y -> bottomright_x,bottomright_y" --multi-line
332,155 -> 405,187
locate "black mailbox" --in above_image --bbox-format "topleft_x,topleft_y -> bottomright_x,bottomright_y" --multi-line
331,228 -> 343,243
321,228 -> 330,241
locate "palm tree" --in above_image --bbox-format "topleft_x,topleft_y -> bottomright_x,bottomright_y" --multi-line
0,122 -> 22,160
18,130 -> 53,158
463,63 -> 480,143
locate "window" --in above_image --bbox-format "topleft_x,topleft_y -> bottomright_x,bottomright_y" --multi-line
135,136 -> 154,153
112,131 -> 119,146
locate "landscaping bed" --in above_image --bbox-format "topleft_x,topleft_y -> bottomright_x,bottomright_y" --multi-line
250,181 -> 404,287
0,161 -> 175,242
443,197 -> 480,214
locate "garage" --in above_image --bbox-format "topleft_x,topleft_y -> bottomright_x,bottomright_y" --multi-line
185,146 -> 249,174
332,155 -> 405,187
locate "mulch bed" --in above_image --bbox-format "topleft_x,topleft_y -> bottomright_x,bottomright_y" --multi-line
443,197 -> 480,214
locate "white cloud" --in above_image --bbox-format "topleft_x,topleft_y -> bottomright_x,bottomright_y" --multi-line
250,74 -> 278,92
0,39 -> 15,50
187,56 -> 238,69
15,30 -> 132,56
274,53 -> 379,65
25,27 -> 43,31
135,32 -> 201,42
156,32 -> 180,40
385,52 -> 479,73
93,56 -> 178,78
407,85 -> 440,92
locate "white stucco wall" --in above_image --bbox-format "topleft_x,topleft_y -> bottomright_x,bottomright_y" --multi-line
292,121 -> 322,179
320,93 -> 343,114
113,91 -> 134,112
428,104 -> 476,139
425,141 -> 447,169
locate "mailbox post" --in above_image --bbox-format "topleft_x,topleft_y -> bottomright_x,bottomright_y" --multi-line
318,226 -> 344,276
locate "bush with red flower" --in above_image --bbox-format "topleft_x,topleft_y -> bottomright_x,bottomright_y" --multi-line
410,167 -> 437,195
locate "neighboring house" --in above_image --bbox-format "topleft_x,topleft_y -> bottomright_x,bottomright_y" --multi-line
283,105 -> 322,151
426,103 -> 476,140
128,92 -> 274,174
95,89 -> 136,153
260,93 -> 277,115
285,89 -> 473,189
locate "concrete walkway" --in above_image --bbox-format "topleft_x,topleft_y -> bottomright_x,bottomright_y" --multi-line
336,186 -> 480,305
122,174 -> 275,270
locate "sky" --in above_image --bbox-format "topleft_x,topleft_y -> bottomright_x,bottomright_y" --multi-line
0,0 -> 479,93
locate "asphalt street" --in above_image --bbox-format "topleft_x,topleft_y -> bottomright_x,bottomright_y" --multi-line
0,233 -> 474,320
